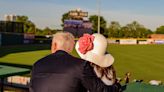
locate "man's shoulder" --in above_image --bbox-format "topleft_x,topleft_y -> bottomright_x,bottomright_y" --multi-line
33,54 -> 52,66
72,56 -> 86,62
72,56 -> 92,68
33,51 -> 91,69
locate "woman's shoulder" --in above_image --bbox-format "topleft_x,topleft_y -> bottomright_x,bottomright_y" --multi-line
94,67 -> 116,85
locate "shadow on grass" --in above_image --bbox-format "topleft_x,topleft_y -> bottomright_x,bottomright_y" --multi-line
0,44 -> 50,57
0,62 -> 32,69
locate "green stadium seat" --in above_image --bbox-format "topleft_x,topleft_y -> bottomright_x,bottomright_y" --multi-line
124,83 -> 164,92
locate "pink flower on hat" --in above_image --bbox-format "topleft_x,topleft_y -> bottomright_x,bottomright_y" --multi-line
78,34 -> 95,54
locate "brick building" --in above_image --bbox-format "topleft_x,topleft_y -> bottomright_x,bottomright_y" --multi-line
148,34 -> 164,40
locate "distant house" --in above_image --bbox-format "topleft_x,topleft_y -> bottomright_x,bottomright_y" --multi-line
148,34 -> 164,40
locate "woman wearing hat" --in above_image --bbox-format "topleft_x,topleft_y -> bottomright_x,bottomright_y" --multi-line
76,33 -> 119,92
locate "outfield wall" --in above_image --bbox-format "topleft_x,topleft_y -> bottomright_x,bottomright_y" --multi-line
0,33 -> 24,46
108,38 -> 164,44
0,33 -> 1,46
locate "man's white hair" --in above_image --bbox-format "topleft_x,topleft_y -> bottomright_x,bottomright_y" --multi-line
52,32 -> 75,51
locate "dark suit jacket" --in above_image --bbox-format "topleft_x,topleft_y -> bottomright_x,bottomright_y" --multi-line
29,50 -> 108,92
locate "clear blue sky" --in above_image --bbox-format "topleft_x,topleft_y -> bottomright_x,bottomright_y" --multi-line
1,0 -> 164,30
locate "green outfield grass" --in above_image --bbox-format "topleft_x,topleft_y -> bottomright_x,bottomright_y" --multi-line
0,44 -> 164,82
107,44 -> 164,83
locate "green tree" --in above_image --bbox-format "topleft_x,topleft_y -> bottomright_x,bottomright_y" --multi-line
126,21 -> 140,38
155,26 -> 164,34
35,27 -> 58,36
16,15 -> 35,34
89,15 -> 107,34
122,21 -> 151,38
35,28 -> 43,36
121,26 -> 131,38
43,27 -> 51,35
108,21 -> 122,38
61,12 -> 71,27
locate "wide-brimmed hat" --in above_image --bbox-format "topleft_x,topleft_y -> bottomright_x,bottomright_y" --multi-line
75,33 -> 114,67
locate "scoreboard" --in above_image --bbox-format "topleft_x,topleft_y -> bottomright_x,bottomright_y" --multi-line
64,20 -> 92,37
0,21 -> 24,33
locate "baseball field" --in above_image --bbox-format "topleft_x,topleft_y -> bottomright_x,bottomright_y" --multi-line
0,44 -> 164,83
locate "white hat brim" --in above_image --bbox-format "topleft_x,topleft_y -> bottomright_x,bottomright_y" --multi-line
75,42 -> 114,67
86,51 -> 114,67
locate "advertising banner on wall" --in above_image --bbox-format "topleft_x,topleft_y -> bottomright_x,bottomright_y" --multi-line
155,40 -> 164,44
107,39 -> 118,44
138,41 -> 148,44
24,33 -> 35,44
120,39 -> 137,44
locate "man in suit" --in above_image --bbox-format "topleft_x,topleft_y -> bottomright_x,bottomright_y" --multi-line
29,32 -> 108,92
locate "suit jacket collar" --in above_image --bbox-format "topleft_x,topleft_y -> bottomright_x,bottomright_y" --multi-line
53,50 -> 69,56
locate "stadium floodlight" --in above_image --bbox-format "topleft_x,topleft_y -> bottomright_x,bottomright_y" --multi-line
97,0 -> 101,34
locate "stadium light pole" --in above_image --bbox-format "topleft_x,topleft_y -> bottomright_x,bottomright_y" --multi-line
97,0 -> 101,34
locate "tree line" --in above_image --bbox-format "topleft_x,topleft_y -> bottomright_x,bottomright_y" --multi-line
88,15 -> 161,38
15,16 -> 59,36
62,12 -> 164,38
16,14 -> 164,38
